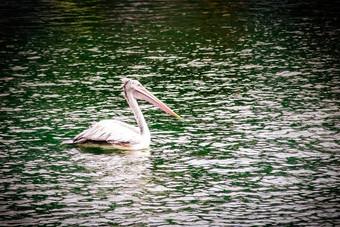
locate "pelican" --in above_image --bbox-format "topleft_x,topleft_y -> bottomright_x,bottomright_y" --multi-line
68,78 -> 181,150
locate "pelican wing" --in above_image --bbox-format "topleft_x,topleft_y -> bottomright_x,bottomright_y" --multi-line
73,120 -> 141,144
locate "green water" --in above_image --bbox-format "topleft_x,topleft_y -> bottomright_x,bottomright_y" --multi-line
0,0 -> 339,225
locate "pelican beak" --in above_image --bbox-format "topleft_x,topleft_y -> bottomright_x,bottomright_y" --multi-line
134,86 -> 181,119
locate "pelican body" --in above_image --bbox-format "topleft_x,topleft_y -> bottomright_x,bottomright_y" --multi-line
70,78 -> 180,150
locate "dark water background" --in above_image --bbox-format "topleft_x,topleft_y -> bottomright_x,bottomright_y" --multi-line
0,0 -> 339,226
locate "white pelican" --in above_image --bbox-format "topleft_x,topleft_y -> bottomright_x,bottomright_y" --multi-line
69,78 -> 181,150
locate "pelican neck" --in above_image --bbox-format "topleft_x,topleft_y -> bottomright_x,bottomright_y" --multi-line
124,90 -> 150,139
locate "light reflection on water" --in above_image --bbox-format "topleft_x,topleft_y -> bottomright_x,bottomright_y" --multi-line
0,0 -> 339,226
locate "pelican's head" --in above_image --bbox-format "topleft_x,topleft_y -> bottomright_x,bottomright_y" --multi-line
121,78 -> 141,91
121,78 -> 181,119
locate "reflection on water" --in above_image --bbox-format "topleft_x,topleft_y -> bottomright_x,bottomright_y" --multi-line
0,0 -> 339,225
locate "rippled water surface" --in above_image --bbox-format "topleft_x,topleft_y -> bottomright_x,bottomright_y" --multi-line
0,0 -> 339,226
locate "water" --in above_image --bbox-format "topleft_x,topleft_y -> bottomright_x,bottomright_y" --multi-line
0,0 -> 339,225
